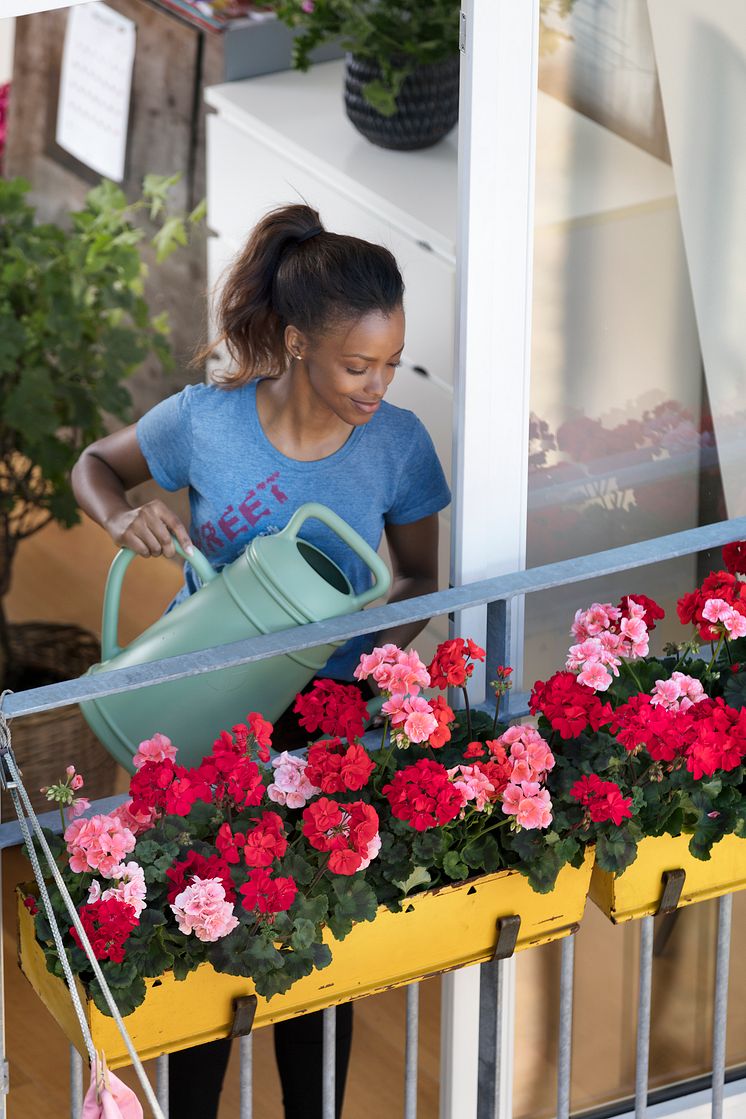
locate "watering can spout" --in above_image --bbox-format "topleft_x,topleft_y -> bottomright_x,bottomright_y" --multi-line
80,504 -> 391,770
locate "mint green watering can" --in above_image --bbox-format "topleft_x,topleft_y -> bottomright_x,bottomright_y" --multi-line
80,503 -> 390,771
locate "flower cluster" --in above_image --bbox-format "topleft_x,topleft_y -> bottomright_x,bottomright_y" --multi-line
570,775 -> 632,826
427,638 -> 485,689
303,798 -> 381,875
677,571 -> 746,642
294,680 -> 369,741
566,596 -> 655,691
383,759 -> 466,831
305,738 -> 376,793
171,878 -> 239,942
529,671 -> 613,739
71,898 -> 139,963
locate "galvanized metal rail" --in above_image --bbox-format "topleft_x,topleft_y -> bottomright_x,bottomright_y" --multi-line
1,514 -> 745,1119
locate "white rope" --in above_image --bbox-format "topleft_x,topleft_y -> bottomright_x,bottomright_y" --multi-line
0,706 -> 166,1119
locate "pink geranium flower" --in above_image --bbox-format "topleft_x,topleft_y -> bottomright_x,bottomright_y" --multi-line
448,764 -> 495,812
501,781 -> 553,829
577,660 -> 613,691
133,732 -> 178,770
91,861 -> 148,917
65,814 -> 137,878
267,751 -> 320,809
170,877 -> 239,942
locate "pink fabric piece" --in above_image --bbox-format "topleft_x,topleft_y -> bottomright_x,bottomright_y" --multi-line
81,1054 -> 143,1119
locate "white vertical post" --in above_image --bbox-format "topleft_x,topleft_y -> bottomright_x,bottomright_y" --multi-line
444,2 -> 539,1119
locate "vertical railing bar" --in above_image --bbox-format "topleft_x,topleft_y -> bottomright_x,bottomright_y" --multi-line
635,916 -> 654,1119
156,1053 -> 169,1118
485,598 -> 511,681
405,982 -> 420,1119
240,1033 -> 253,1119
556,933 -> 575,1119
69,1046 -> 83,1118
493,958 -> 513,1119
322,1006 -> 336,1119
712,892 -> 733,1119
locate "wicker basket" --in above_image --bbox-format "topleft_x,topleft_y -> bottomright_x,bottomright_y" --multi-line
3,623 -> 117,816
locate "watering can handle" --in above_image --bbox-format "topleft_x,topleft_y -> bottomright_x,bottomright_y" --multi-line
101,539 -> 217,661
283,503 -> 391,610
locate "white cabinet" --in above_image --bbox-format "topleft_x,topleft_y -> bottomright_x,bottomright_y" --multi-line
204,61 -> 698,653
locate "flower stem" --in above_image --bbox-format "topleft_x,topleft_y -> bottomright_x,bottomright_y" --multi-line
462,686 -> 473,740
59,805 -> 67,834
707,634 -> 725,673
623,659 -> 645,692
491,693 -> 500,737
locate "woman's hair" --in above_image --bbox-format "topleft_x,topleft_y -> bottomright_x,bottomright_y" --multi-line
201,203 -> 404,386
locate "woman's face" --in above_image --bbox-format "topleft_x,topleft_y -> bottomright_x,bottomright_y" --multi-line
297,306 -> 405,427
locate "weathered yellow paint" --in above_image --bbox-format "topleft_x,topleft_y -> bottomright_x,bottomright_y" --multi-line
589,833 -> 746,924
17,849 -> 593,1068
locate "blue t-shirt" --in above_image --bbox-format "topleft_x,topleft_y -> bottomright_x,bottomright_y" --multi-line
136,381 -> 450,679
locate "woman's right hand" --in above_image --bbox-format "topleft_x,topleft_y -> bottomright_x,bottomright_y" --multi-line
105,501 -> 195,559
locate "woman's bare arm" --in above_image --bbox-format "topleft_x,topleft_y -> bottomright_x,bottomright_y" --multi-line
376,512 -> 440,652
71,425 -> 193,558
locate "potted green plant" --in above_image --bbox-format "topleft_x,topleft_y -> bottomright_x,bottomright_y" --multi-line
267,0 -> 576,151
0,174 -> 203,808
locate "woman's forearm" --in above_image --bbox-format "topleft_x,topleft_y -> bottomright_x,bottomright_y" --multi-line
71,451 -> 135,533
375,574 -> 438,651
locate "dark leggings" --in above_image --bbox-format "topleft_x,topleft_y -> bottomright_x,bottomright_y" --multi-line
167,677 -> 371,1117
168,1004 -> 354,1119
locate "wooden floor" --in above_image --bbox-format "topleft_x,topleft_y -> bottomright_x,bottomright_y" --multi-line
5,517 -> 746,1117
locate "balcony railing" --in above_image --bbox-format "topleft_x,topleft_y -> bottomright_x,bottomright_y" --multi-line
2,514 -> 746,1119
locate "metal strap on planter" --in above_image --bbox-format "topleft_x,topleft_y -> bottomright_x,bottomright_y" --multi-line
0,703 -> 166,1119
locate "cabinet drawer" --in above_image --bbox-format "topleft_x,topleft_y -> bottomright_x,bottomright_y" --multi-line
207,114 -> 456,387
385,363 -> 453,487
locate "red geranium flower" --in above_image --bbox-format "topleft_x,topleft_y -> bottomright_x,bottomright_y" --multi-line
71,898 -> 138,963
428,695 -> 455,749
723,540 -> 746,576
302,798 -> 379,874
242,811 -> 288,867
529,672 -> 613,739
239,868 -> 297,914
247,712 -> 273,763
383,759 -> 466,830
677,571 -> 746,641
570,774 -> 633,826
427,638 -> 485,690
305,738 -> 375,793
294,680 -> 369,741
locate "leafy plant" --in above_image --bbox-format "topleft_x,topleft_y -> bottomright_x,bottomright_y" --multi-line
267,0 -> 577,116
0,175 -> 204,686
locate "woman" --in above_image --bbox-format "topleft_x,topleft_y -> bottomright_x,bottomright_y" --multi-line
71,203 -> 450,1118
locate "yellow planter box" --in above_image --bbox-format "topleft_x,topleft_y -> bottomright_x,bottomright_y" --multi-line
18,848 -> 592,1068
589,833 -> 746,923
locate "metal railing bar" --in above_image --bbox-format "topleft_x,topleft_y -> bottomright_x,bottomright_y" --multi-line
240,1033 -> 253,1119
405,983 -> 420,1119
557,934 -> 575,1119
712,892 -> 733,1119
3,515 -> 745,721
70,1045 -> 83,1118
156,1053 -> 169,1118
322,1006 -> 336,1119
635,916 -> 654,1118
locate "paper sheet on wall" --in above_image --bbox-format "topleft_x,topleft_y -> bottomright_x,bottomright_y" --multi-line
56,2 -> 136,183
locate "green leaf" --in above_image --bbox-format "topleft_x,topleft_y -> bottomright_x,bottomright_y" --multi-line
290,918 -> 317,952
442,850 -> 469,881
89,974 -> 146,1018
188,198 -> 207,225
151,216 -> 188,264
327,877 -> 378,941
595,829 -> 639,875
393,865 -> 432,896
461,834 -> 502,874
143,172 -> 182,221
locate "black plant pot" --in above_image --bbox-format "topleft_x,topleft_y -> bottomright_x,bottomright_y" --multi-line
344,54 -> 460,152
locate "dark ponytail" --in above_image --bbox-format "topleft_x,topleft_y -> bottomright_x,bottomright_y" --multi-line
200,203 -> 404,386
